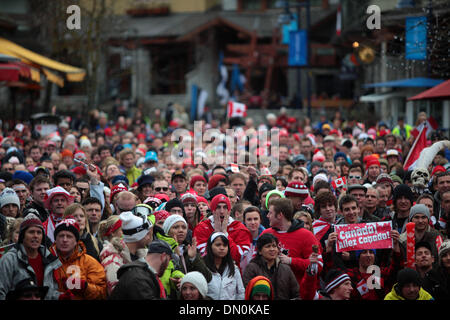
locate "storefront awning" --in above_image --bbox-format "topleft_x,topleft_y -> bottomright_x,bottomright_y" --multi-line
0,37 -> 85,82
360,90 -> 408,102
408,79 -> 450,100
363,77 -> 445,88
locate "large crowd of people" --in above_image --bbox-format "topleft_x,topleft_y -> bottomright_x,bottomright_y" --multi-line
0,106 -> 449,301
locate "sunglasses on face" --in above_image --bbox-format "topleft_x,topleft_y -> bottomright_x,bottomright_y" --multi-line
154,187 -> 169,192
348,175 -> 361,180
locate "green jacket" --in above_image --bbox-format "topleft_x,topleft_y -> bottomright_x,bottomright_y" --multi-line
392,124 -> 413,140
155,229 -> 212,299
126,166 -> 142,185
384,284 -> 434,300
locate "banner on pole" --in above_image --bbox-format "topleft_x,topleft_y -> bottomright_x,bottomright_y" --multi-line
288,29 -> 308,66
335,221 -> 393,252
405,16 -> 427,60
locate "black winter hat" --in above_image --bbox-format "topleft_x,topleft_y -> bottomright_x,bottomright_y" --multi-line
393,184 -> 414,203
397,268 -> 421,289
165,198 -> 184,213
259,183 -> 275,197
207,186 -> 228,201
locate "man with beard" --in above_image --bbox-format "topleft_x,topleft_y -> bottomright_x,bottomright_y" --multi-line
109,240 -> 173,299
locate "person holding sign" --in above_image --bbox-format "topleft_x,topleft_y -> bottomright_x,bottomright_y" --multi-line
312,191 -> 338,251
338,230 -> 402,300
399,204 -> 441,263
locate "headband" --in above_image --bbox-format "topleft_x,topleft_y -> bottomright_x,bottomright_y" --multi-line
210,232 -> 227,243
104,219 -> 122,237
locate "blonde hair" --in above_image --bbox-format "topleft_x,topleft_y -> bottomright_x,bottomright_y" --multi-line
187,169 -> 204,181
119,149 -> 134,163
63,203 -> 90,233
2,217 -> 23,245
63,203 -> 101,253
294,211 -> 313,231
98,215 -> 121,242
102,157 -> 120,170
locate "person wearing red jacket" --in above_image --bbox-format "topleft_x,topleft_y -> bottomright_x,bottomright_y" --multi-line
261,198 -> 323,294
193,194 -> 252,269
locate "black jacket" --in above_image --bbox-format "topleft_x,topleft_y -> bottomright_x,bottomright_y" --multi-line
421,267 -> 450,300
109,260 -> 163,300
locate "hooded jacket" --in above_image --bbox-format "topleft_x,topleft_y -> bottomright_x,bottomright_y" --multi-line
109,259 -> 164,300
384,283 -> 434,300
242,255 -> 299,300
0,243 -> 62,300
194,216 -> 252,269
260,219 -> 323,291
51,241 -> 107,300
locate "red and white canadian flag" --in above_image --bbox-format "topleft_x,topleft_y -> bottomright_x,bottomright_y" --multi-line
403,125 -> 427,171
411,117 -> 438,138
227,101 -> 247,118
332,176 -> 347,189
230,163 -> 240,173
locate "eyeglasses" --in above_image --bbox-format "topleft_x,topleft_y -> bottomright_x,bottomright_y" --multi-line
154,187 -> 169,192
348,175 -> 362,180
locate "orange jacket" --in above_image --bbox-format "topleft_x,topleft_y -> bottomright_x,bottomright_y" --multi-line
51,241 -> 107,300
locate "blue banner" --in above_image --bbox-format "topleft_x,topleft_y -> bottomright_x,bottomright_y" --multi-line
405,16 -> 427,60
288,30 -> 308,66
190,84 -> 198,121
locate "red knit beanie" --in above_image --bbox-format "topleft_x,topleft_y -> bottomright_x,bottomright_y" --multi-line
210,194 -> 231,212
208,174 -> 227,190
366,158 -> 380,168
197,196 -> 209,206
189,175 -> 207,189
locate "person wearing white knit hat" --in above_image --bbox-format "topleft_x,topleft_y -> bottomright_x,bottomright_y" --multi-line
312,173 -> 328,188
120,211 -> 153,261
0,187 -> 20,218
180,271 -> 209,300
163,214 -> 187,236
